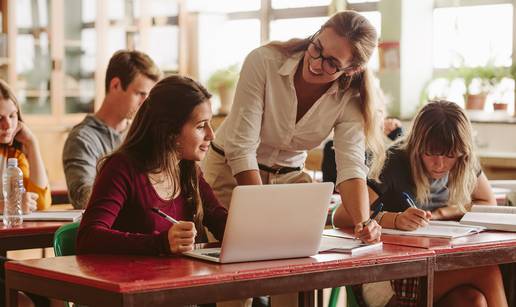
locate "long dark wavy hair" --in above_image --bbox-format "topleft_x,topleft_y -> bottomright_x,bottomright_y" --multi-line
99,75 -> 212,229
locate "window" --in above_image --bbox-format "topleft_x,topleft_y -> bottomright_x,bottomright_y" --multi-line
147,26 -> 179,72
433,4 -> 512,68
15,0 -> 52,115
187,0 -> 259,13
431,2 -> 514,117
270,17 -> 328,41
271,0 -> 331,9
64,0 -> 97,114
193,0 -> 380,114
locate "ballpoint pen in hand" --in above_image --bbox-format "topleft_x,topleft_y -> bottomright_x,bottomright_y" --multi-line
362,202 -> 384,227
151,207 -> 179,224
402,192 -> 418,208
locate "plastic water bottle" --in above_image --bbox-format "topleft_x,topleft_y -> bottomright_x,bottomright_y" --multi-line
3,158 -> 24,227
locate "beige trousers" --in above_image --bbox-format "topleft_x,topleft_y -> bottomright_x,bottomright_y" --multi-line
202,148 -> 312,307
202,148 -> 312,209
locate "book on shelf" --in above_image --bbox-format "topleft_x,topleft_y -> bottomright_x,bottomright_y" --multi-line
319,229 -> 383,255
1,210 -> 83,222
460,205 -> 516,232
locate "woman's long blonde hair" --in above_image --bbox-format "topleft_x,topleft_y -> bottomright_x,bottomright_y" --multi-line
267,10 -> 385,179
403,100 -> 478,211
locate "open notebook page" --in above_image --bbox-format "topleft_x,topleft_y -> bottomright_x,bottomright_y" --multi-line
381,221 -> 485,239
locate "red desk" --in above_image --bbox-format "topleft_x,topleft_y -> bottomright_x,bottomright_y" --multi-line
383,231 -> 516,306
0,221 -> 65,257
50,180 -> 69,204
5,245 -> 435,307
432,232 -> 516,306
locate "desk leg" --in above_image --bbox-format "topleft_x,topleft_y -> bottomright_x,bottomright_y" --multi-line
316,289 -> 323,307
298,291 -> 315,307
420,257 -> 435,307
6,287 -> 18,307
508,263 -> 516,307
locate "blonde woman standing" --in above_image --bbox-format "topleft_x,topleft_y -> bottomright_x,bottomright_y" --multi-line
335,100 -> 506,306
203,10 -> 385,245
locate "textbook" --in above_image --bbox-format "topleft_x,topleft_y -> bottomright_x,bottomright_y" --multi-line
380,221 -> 485,239
0,210 -> 83,222
460,205 -> 516,232
320,229 -> 383,254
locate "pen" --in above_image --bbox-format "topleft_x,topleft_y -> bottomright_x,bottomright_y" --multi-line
362,202 -> 384,226
151,207 -> 179,224
402,192 -> 418,208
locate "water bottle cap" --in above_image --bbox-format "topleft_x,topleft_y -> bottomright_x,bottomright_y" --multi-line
7,158 -> 18,167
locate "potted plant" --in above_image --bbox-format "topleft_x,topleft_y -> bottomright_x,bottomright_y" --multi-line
207,64 -> 240,115
451,63 -> 507,110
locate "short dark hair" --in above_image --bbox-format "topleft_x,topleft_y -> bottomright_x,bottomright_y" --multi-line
104,50 -> 161,93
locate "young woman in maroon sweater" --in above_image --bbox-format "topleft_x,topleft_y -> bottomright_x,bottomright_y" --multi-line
77,75 -> 227,255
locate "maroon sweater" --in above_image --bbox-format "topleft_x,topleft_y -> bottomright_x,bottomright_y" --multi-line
77,154 -> 227,255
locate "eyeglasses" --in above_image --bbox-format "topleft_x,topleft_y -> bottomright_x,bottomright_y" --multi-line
307,35 -> 354,75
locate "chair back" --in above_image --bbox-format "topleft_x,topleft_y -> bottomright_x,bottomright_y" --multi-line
53,222 -> 80,256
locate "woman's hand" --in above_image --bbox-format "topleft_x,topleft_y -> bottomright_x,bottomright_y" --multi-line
0,193 -> 38,214
13,122 -> 37,147
383,118 -> 402,135
167,221 -> 197,254
22,192 -> 38,214
395,208 -> 431,230
354,220 -> 382,243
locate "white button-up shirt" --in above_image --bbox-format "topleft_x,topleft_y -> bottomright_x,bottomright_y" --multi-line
214,45 -> 368,185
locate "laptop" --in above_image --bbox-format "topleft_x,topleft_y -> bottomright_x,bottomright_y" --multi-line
184,182 -> 334,263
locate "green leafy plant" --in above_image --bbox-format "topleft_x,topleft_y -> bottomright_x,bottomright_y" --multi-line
420,58 -> 512,111
206,64 -> 240,93
449,60 -> 508,96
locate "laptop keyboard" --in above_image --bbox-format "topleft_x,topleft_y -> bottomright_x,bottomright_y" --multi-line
203,252 -> 221,258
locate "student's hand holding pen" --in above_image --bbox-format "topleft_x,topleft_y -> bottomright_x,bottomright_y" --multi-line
396,192 -> 431,230
354,203 -> 383,243
354,221 -> 382,243
395,208 -> 432,231
151,207 -> 198,254
354,202 -> 383,243
167,221 -> 198,254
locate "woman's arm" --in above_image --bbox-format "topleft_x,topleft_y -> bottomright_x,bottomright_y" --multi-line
432,172 -> 496,220
15,122 -> 49,189
234,170 -> 262,186
333,179 -> 381,243
224,48 -> 267,179
471,172 -> 496,205
333,183 -> 377,226
334,183 -> 430,230
77,156 -> 171,255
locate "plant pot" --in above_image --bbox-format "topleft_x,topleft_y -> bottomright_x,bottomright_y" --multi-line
465,94 -> 486,110
217,86 -> 235,115
493,102 -> 508,111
